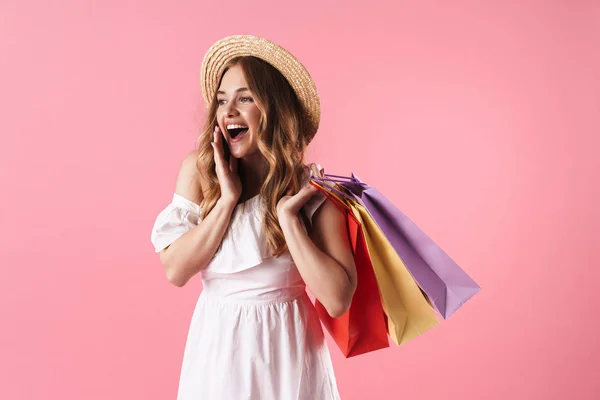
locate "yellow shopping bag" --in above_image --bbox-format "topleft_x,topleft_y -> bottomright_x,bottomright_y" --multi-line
312,180 -> 439,346
354,204 -> 440,345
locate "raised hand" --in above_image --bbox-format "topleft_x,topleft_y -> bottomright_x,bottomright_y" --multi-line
276,163 -> 324,219
211,126 -> 242,205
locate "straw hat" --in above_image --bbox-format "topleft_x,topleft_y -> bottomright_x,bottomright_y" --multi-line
201,35 -> 321,142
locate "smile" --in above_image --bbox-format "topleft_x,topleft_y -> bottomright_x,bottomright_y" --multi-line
226,124 -> 249,140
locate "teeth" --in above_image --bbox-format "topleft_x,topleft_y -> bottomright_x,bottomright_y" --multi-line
226,124 -> 248,130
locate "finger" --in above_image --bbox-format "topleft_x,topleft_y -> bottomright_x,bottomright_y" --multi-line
290,184 -> 319,208
309,163 -> 318,177
310,163 -> 323,178
211,141 -> 224,166
217,126 -> 228,155
213,127 -> 224,152
210,141 -> 218,160
219,125 -> 227,143
218,125 -> 229,152
303,182 -> 320,196
229,154 -> 238,173
312,163 -> 324,178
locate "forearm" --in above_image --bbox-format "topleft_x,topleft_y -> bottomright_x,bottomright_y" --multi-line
161,199 -> 236,286
279,214 -> 353,317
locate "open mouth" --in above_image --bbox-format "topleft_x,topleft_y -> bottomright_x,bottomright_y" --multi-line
229,128 -> 248,139
228,127 -> 249,139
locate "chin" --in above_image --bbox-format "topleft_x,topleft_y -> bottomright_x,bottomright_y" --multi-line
232,146 -> 259,159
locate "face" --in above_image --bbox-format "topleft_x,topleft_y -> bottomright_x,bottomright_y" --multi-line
215,64 -> 262,159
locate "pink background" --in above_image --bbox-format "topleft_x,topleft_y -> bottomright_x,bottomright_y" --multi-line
1,0 -> 599,399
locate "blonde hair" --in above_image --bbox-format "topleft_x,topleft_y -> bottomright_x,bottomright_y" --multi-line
195,56 -> 312,257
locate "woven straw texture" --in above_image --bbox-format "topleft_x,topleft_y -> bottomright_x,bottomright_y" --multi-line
201,35 -> 321,140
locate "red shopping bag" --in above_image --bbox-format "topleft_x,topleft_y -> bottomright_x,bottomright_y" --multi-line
310,179 -> 389,357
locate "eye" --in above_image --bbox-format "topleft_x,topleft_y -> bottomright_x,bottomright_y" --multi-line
240,97 -> 253,103
217,99 -> 225,105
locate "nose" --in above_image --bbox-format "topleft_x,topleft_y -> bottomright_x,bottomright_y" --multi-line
223,99 -> 240,117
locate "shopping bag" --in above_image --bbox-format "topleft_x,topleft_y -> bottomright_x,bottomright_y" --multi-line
314,173 -> 481,320
311,179 -> 439,347
309,180 -> 389,357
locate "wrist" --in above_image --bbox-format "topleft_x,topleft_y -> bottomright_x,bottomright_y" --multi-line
216,197 -> 238,212
278,210 -> 300,230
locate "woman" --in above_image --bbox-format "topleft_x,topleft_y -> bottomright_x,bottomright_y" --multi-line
151,35 -> 357,400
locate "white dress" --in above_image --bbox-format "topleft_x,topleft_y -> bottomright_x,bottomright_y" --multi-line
150,179 -> 341,399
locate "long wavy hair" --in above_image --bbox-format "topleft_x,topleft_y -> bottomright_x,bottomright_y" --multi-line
195,56 -> 312,257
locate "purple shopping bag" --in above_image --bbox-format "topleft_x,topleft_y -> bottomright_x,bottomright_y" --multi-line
312,173 -> 481,320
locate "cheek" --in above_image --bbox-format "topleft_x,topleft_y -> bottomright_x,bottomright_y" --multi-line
215,109 -> 225,124
246,107 -> 262,129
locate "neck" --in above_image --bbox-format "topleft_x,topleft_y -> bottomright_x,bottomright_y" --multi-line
238,152 -> 269,198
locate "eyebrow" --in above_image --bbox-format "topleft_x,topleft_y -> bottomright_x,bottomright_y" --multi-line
216,87 -> 250,95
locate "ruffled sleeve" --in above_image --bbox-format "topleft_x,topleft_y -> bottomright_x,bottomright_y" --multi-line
150,193 -> 203,253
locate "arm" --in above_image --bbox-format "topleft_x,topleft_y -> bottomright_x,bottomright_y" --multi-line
159,150 -> 236,287
278,185 -> 358,318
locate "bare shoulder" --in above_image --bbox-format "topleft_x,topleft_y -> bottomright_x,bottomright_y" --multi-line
174,150 -> 205,205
